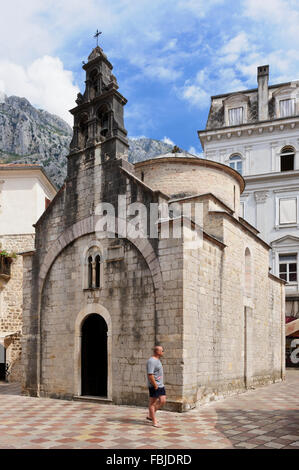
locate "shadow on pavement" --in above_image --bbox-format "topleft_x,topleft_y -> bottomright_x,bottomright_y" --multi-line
214,408 -> 299,449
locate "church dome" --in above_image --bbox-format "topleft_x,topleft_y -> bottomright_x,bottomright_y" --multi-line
134,154 -> 244,213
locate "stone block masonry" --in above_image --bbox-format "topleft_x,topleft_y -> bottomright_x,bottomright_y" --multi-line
0,234 -> 34,382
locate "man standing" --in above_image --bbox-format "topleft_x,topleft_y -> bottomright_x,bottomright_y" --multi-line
146,345 -> 166,428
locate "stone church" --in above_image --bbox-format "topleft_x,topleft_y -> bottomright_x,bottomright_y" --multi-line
22,46 -> 285,411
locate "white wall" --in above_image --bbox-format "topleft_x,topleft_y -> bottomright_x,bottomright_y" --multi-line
202,126 -> 299,297
204,128 -> 299,176
0,173 -> 53,236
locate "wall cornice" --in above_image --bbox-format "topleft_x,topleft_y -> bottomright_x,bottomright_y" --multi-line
198,116 -> 299,147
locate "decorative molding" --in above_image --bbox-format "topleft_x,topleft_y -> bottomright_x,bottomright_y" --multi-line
273,186 -> 299,193
254,190 -> 269,204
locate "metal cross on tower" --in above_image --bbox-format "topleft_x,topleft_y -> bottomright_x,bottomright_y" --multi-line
94,29 -> 102,47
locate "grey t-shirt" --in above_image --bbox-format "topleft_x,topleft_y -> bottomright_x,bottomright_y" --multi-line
146,357 -> 164,388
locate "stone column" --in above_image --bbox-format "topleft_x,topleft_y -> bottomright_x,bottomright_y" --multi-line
92,261 -> 96,288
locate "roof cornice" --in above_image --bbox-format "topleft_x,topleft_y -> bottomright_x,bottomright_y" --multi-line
0,165 -> 57,194
198,116 -> 299,147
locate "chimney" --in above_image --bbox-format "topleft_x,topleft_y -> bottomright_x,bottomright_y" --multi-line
257,65 -> 269,121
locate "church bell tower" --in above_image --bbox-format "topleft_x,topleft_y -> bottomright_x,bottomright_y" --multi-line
69,44 -> 129,161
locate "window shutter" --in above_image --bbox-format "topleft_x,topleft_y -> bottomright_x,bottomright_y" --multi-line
279,198 -> 297,224
279,99 -> 295,117
229,107 -> 243,125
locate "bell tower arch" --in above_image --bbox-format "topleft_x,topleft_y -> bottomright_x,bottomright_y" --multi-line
69,45 -> 129,161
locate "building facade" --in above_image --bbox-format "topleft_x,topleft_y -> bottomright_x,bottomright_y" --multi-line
198,66 -> 299,364
0,164 -> 56,381
22,47 -> 285,411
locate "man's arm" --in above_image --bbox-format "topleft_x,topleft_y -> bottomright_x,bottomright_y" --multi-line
148,374 -> 158,389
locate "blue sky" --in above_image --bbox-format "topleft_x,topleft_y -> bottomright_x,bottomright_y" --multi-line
0,0 -> 299,155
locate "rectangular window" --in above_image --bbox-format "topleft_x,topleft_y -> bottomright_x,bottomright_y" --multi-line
279,99 -> 296,117
228,107 -> 243,126
279,198 -> 297,225
279,254 -> 297,282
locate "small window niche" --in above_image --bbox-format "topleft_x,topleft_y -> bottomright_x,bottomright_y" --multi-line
84,248 -> 103,290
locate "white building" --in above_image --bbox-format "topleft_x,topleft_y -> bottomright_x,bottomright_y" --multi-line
198,65 -> 299,324
0,164 -> 56,381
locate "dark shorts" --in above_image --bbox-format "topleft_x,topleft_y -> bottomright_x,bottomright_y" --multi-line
148,386 -> 166,398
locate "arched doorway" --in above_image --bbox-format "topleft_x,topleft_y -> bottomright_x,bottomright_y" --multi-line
81,314 -> 108,397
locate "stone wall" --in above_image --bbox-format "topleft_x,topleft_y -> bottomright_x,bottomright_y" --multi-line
0,233 -> 34,382
179,211 -> 285,409
23,234 -> 156,405
135,158 -> 242,216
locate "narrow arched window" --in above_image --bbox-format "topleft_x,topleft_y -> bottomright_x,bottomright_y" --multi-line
88,256 -> 93,289
229,155 -> 243,175
245,248 -> 252,298
79,114 -> 89,148
95,255 -> 101,288
280,146 -> 295,172
97,106 -> 110,138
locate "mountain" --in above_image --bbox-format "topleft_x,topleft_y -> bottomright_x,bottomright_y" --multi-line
0,94 -> 188,188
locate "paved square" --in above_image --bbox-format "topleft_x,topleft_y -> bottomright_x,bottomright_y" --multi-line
0,371 -> 298,449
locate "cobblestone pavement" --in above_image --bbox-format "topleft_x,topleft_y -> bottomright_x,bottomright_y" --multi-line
0,370 -> 298,449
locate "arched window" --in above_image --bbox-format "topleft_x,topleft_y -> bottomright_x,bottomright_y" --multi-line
78,114 -> 89,148
245,248 -> 252,298
280,146 -> 295,172
89,69 -> 99,98
229,155 -> 243,175
85,248 -> 103,290
97,106 -> 110,138
88,256 -> 93,289
95,255 -> 101,288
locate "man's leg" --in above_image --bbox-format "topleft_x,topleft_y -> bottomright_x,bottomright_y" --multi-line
155,394 -> 166,411
149,397 -> 159,425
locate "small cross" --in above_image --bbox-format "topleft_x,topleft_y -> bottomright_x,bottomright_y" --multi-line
94,29 -> 102,47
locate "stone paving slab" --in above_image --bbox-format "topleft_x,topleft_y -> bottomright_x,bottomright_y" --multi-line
0,370 -> 298,449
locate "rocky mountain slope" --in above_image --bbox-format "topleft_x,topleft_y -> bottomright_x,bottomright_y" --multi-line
0,94 -> 187,188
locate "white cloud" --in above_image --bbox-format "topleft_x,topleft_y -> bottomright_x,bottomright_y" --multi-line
180,83 -> 210,109
0,56 -> 79,125
219,32 -> 253,65
243,0 -> 298,24
163,136 -> 175,146
178,0 -> 225,18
